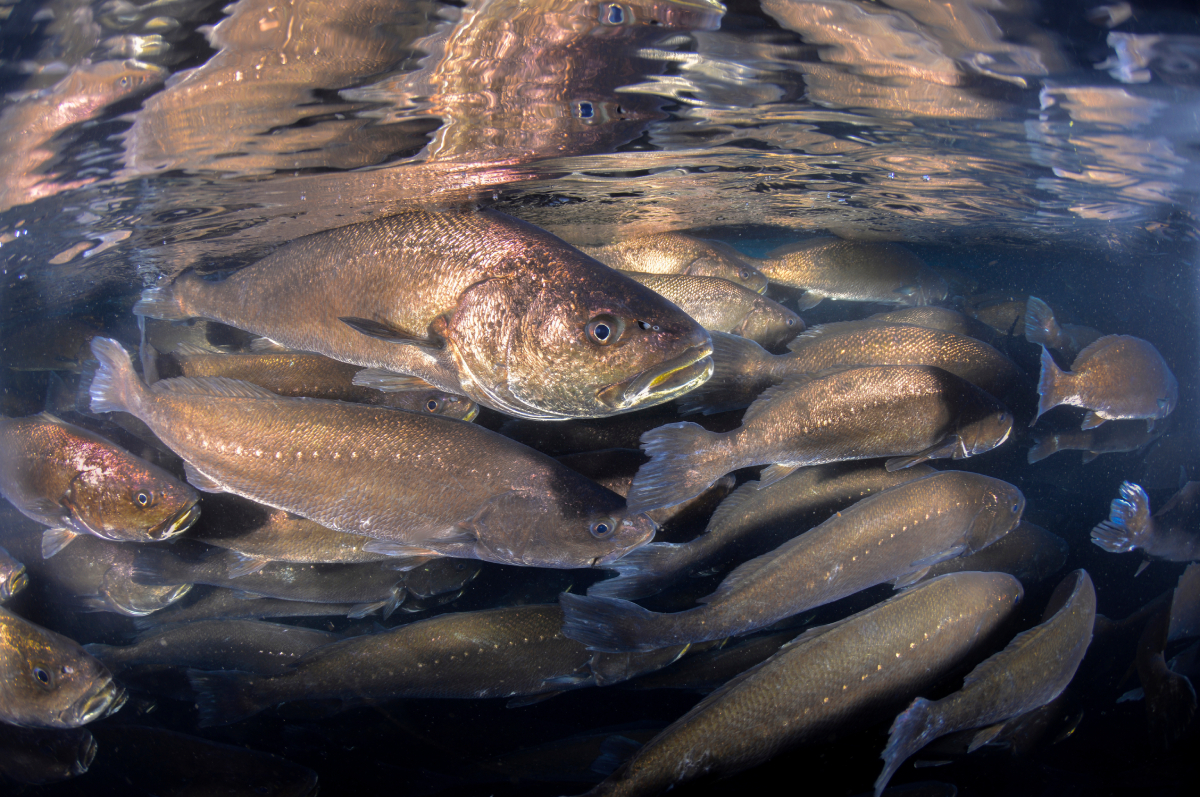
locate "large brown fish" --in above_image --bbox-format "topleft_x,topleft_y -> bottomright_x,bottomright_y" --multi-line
88,338 -> 654,569
619,272 -> 802,350
563,472 -> 1024,651
629,365 -> 1012,512
133,208 -> 713,420
865,306 -> 1000,343
753,238 -> 948,309
681,323 -> 1022,414
1092,481 -> 1200,563
1035,335 -> 1177,429
576,572 -> 1023,797
0,605 -> 126,728
579,233 -> 768,293
875,570 -> 1096,795
0,413 -> 199,558
188,604 -> 593,725
590,461 -> 935,600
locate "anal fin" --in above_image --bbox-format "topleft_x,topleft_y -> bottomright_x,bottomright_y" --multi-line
967,721 -> 1008,753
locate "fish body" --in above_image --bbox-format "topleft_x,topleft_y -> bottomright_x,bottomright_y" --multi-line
0,545 -> 28,602
194,505 -> 397,568
1023,297 -> 1103,362
133,208 -> 713,421
133,588 -> 376,627
1028,420 -> 1161,463
875,570 -> 1096,795
1035,335 -> 1177,428
920,521 -> 1068,587
162,342 -> 479,420
88,338 -> 654,569
0,725 -> 95,785
683,323 -> 1023,414
754,238 -> 948,309
1092,481 -> 1200,562
85,619 -> 341,676
0,605 -> 125,728
580,572 -> 1022,797
563,471 -> 1024,651
188,604 -> 593,725
590,462 -> 935,600
865,306 -> 999,343
630,364 -> 1012,512
0,413 -> 199,557
618,272 -> 801,350
580,233 -> 768,293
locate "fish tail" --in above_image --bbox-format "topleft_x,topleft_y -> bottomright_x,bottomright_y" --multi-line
1034,346 -> 1067,425
1024,296 -> 1062,349
1090,481 -> 1153,553
586,542 -> 686,600
1027,432 -> 1060,463
187,669 -> 267,726
88,337 -> 149,416
559,591 -> 673,652
628,422 -> 725,512
132,275 -> 194,321
875,697 -> 940,797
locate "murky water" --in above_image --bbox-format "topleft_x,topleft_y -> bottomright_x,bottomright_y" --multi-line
1,1 -> 1198,795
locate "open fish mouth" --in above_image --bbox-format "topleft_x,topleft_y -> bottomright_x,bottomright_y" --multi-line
2,567 -> 28,600
73,680 -> 126,726
597,344 -> 714,410
149,502 -> 201,540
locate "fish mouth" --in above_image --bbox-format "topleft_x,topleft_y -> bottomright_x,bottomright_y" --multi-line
596,344 -> 714,410
73,680 -> 126,726
461,403 -> 481,423
591,517 -> 657,567
74,733 -> 98,775
149,502 -> 201,540
2,567 -> 28,600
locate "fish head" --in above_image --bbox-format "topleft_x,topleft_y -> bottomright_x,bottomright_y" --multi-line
684,240 -> 769,294
955,406 -> 1013,459
382,388 -> 480,422
65,452 -> 199,544
0,610 -> 125,728
101,562 -> 192,616
735,297 -> 804,350
964,480 -> 1026,554
454,270 -> 713,418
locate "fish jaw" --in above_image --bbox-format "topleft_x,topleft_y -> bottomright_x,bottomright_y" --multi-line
147,501 -> 201,541
67,678 -> 126,727
1,566 -> 28,601
597,343 -> 714,412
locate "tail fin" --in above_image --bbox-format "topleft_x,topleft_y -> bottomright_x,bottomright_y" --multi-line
559,592 -> 670,653
1033,346 -> 1066,425
1091,481 -> 1153,553
587,542 -> 687,600
1027,432 -> 1060,463
1024,296 -> 1063,349
133,280 -> 191,322
88,338 -> 147,417
628,422 -> 724,512
875,697 -> 940,797
187,669 -> 267,726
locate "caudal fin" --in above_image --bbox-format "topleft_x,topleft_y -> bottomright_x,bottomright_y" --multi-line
88,338 -> 148,417
1033,346 -> 1067,425
875,697 -> 940,797
627,422 -> 726,512
587,542 -> 687,600
559,592 -> 670,653
132,279 -> 191,321
1027,432 -> 1060,463
187,669 -> 268,726
1091,481 -> 1153,553
1024,296 -> 1062,349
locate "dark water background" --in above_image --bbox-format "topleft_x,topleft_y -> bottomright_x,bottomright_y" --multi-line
1,0 -> 1199,794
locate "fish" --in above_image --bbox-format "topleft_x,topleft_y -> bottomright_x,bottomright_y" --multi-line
958,292 -> 1028,334
864,306 -> 1000,343
575,572 -> 1022,797
187,604 -> 594,725
0,605 -> 126,728
562,471 -> 1024,651
1028,419 -> 1162,463
753,238 -> 948,309
84,619 -> 342,677
579,233 -> 768,293
402,556 -> 483,600
87,337 -> 656,569
132,208 -> 713,421
1091,481 -> 1200,563
618,272 -> 802,350
0,545 -> 28,602
629,365 -> 1013,513
0,725 -> 95,785
1034,335 -> 1177,429
680,322 -> 1023,415
590,461 -> 935,600
1023,297 -> 1103,362
626,630 -> 802,692
875,570 -> 1096,795
919,521 -> 1068,588
159,341 -> 479,420
132,587 -> 381,627
131,546 -> 408,618
0,412 -> 199,557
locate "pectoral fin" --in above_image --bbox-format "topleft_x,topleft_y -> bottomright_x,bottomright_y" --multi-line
184,462 -> 224,493
42,528 -> 79,559
890,566 -> 931,589
226,554 -> 271,578
967,721 -> 1009,753
1081,410 -> 1106,430
339,317 -> 441,350
796,292 -> 825,311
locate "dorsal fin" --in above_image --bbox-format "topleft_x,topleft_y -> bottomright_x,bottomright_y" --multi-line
704,480 -> 765,533
247,337 -> 291,353
172,341 -> 218,356
152,376 -> 280,399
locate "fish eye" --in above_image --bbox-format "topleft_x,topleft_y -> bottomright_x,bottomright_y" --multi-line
786,318 -> 795,326
739,269 -> 750,279
587,315 -> 624,346
135,491 -> 154,507
119,76 -> 130,88
425,398 -> 441,413
589,518 -> 616,538
32,666 -> 51,686
602,4 -> 625,25
1012,503 -> 1020,512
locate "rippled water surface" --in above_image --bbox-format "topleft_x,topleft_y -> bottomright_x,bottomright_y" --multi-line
1,1 -> 1199,795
